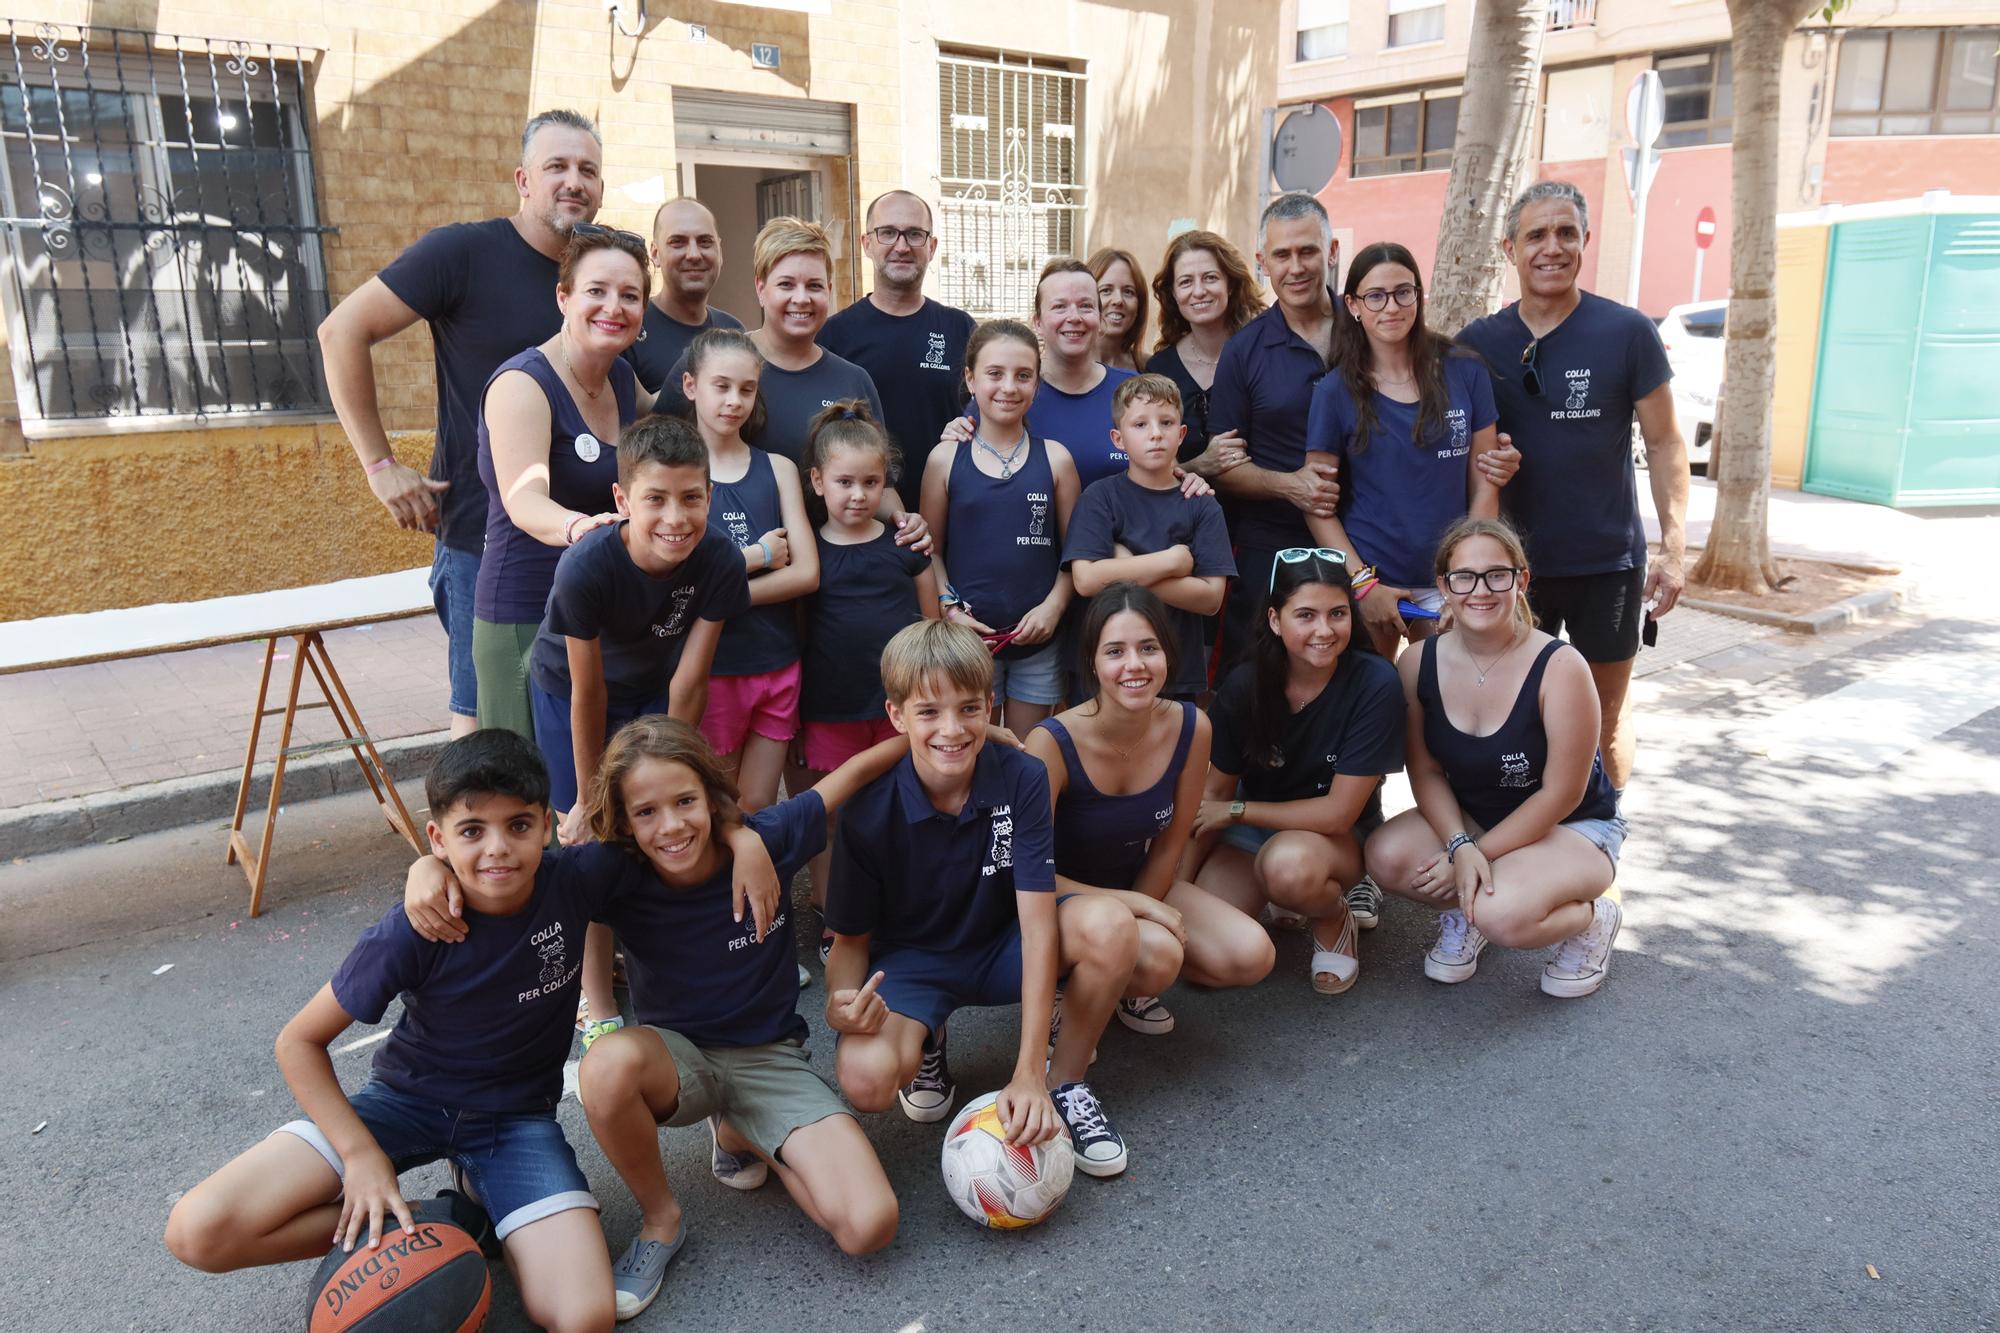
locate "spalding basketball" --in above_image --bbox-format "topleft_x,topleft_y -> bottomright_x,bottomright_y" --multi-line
940,1091 -> 1074,1229
306,1198 -> 490,1332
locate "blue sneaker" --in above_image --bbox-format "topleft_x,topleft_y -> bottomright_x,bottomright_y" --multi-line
707,1116 -> 768,1191
611,1224 -> 687,1321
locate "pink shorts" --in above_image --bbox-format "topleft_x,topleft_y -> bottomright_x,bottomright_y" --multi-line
801,717 -> 900,772
699,662 -> 801,754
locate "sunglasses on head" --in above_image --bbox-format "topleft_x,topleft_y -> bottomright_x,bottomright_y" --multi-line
570,221 -> 648,249
1269,546 -> 1346,593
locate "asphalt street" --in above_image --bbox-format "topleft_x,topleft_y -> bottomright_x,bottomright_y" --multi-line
3,615 -> 1997,1332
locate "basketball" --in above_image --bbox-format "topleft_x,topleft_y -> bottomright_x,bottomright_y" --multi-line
939,1091 -> 1074,1229
305,1198 -> 491,1333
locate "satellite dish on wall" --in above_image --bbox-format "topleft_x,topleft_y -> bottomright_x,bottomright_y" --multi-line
1271,104 -> 1342,195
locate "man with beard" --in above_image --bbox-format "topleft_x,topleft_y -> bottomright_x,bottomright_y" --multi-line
820,190 -> 976,483
319,110 -> 605,737
627,197 -> 744,404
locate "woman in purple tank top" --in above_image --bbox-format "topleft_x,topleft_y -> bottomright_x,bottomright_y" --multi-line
1026,585 -> 1275,1037
1366,517 -> 1626,999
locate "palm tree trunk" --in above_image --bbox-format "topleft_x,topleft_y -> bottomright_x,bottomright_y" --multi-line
1692,0 -> 1822,592
1430,0 -> 1549,336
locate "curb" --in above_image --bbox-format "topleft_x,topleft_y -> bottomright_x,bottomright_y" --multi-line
1682,585 -> 1906,634
3,730 -> 450,860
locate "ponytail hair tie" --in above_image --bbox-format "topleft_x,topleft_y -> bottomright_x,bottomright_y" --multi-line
840,408 -> 859,421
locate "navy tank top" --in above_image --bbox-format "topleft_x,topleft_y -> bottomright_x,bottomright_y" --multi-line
1418,637 -> 1618,830
475,348 -> 637,623
946,434 -> 1061,661
706,448 -> 801,676
1041,702 -> 1198,889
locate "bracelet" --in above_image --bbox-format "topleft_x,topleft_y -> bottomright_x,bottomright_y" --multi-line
1444,832 -> 1473,863
757,538 -> 773,569
564,514 -> 588,545
363,456 -> 395,477
938,582 -> 962,609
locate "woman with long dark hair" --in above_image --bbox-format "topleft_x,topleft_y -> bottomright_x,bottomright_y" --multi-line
1303,241 -> 1517,659
1181,550 -> 1405,993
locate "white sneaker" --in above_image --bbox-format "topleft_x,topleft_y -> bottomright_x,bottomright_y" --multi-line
1424,909 -> 1488,983
1115,995 -> 1175,1035
1542,897 -> 1622,998
897,1030 -> 956,1123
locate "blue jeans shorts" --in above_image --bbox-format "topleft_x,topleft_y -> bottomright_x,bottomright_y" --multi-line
273,1081 -> 596,1240
990,637 -> 1066,707
529,682 -> 669,813
1463,810 -> 1627,870
867,925 -> 1028,1039
429,542 -> 480,718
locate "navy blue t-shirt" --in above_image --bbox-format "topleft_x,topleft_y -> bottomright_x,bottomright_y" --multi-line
475,349 -> 638,624
1457,291 -> 1672,577
802,527 -> 930,722
331,849 -> 613,1114
1143,343 -> 1217,464
706,448 -> 801,676
1026,367 -> 1135,490
826,744 -> 1056,955
1208,303 -> 1337,550
1208,654 -> 1405,804
378,218 -> 563,554
1062,475 -> 1235,695
597,791 -> 828,1048
944,438 -> 1060,658
667,345 -> 885,468
820,297 -> 977,482
626,301 -> 744,402
530,524 -> 750,706
1304,353 -> 1499,589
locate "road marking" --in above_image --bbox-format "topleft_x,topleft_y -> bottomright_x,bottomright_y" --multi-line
1730,650 -> 2000,770
334,1029 -> 392,1055
562,1058 -> 580,1102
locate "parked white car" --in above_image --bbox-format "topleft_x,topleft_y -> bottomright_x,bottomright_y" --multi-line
1658,299 -> 1726,471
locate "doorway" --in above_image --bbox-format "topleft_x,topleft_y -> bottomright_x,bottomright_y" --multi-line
689,161 -> 840,324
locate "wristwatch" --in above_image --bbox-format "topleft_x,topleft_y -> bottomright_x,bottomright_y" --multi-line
1228,799 -> 1246,823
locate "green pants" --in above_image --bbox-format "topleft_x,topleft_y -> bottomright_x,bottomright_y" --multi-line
472,618 -> 540,744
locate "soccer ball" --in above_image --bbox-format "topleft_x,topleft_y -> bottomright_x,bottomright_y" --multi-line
939,1091 -> 1074,1229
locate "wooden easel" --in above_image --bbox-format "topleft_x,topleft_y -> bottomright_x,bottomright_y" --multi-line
227,629 -> 423,916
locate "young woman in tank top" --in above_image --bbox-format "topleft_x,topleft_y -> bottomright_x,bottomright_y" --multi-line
920,319 -> 1082,733
1365,516 -> 1626,998
682,328 -> 819,815
1026,585 -> 1275,1037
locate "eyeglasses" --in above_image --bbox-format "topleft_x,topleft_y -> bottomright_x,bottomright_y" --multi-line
1520,338 -> 1543,398
570,221 -> 648,249
1358,284 -> 1419,312
1270,546 -> 1346,593
870,225 -> 932,248
1442,566 -> 1521,595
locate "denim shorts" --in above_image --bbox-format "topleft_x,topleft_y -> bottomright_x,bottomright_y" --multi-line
991,637 -> 1066,707
1220,823 -> 1278,856
1561,814 -> 1627,868
273,1081 -> 595,1240
428,542 -> 481,718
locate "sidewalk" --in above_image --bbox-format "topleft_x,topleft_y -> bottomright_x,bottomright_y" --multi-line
4,479 -> 1988,853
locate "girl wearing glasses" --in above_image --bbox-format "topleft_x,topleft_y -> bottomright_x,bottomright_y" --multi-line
1302,241 -> 1517,660
1365,517 -> 1624,998
1182,550 -> 1405,994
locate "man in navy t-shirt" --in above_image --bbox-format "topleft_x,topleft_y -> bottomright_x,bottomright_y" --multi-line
1457,180 -> 1689,800
820,190 -> 977,483
1203,192 -> 1344,672
319,110 -> 605,736
627,197 -> 744,402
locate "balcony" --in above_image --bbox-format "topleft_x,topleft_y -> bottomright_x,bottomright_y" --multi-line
1547,0 -> 1597,30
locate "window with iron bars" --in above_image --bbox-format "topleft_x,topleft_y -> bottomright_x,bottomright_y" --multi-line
935,48 -> 1084,321
0,21 -> 333,426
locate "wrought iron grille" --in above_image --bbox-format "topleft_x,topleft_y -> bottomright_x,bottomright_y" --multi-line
0,20 -> 333,423
935,50 -> 1085,321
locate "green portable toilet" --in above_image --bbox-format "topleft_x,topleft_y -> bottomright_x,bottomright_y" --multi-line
1805,193 -> 2000,507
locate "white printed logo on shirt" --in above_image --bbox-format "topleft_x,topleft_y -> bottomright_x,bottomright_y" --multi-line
654,585 -> 697,637
923,331 -> 949,370
1499,751 -> 1534,788
1153,803 -> 1175,830
517,922 -> 579,1004
575,432 -> 601,463
1020,492 -> 1049,546
1552,368 -> 1600,421
1441,407 -> 1469,459
984,805 -> 1014,877
723,509 -> 751,548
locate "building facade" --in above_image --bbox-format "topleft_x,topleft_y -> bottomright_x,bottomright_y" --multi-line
0,0 -> 1278,619
1276,0 -> 2000,316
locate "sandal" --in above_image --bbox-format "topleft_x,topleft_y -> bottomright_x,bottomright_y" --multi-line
1310,910 -> 1360,995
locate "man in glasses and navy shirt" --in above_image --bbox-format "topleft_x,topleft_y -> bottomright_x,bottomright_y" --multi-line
1457,179 -> 1690,809
821,190 -> 978,484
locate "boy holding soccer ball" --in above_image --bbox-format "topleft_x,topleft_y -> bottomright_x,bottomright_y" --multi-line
825,619 -> 1143,1177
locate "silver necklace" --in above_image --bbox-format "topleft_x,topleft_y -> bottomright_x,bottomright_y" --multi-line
974,430 -> 1028,480
1465,632 -> 1523,687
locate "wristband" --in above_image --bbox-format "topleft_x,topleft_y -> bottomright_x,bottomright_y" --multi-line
1444,832 -> 1473,863
363,456 -> 395,477
564,513 -> 588,545
938,582 -> 962,608
757,538 -> 773,568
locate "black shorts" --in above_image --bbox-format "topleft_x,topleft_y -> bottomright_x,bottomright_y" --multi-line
1527,566 -> 1646,663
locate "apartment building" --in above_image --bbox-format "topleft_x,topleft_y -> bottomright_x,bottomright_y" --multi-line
1276,0 -> 2000,316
